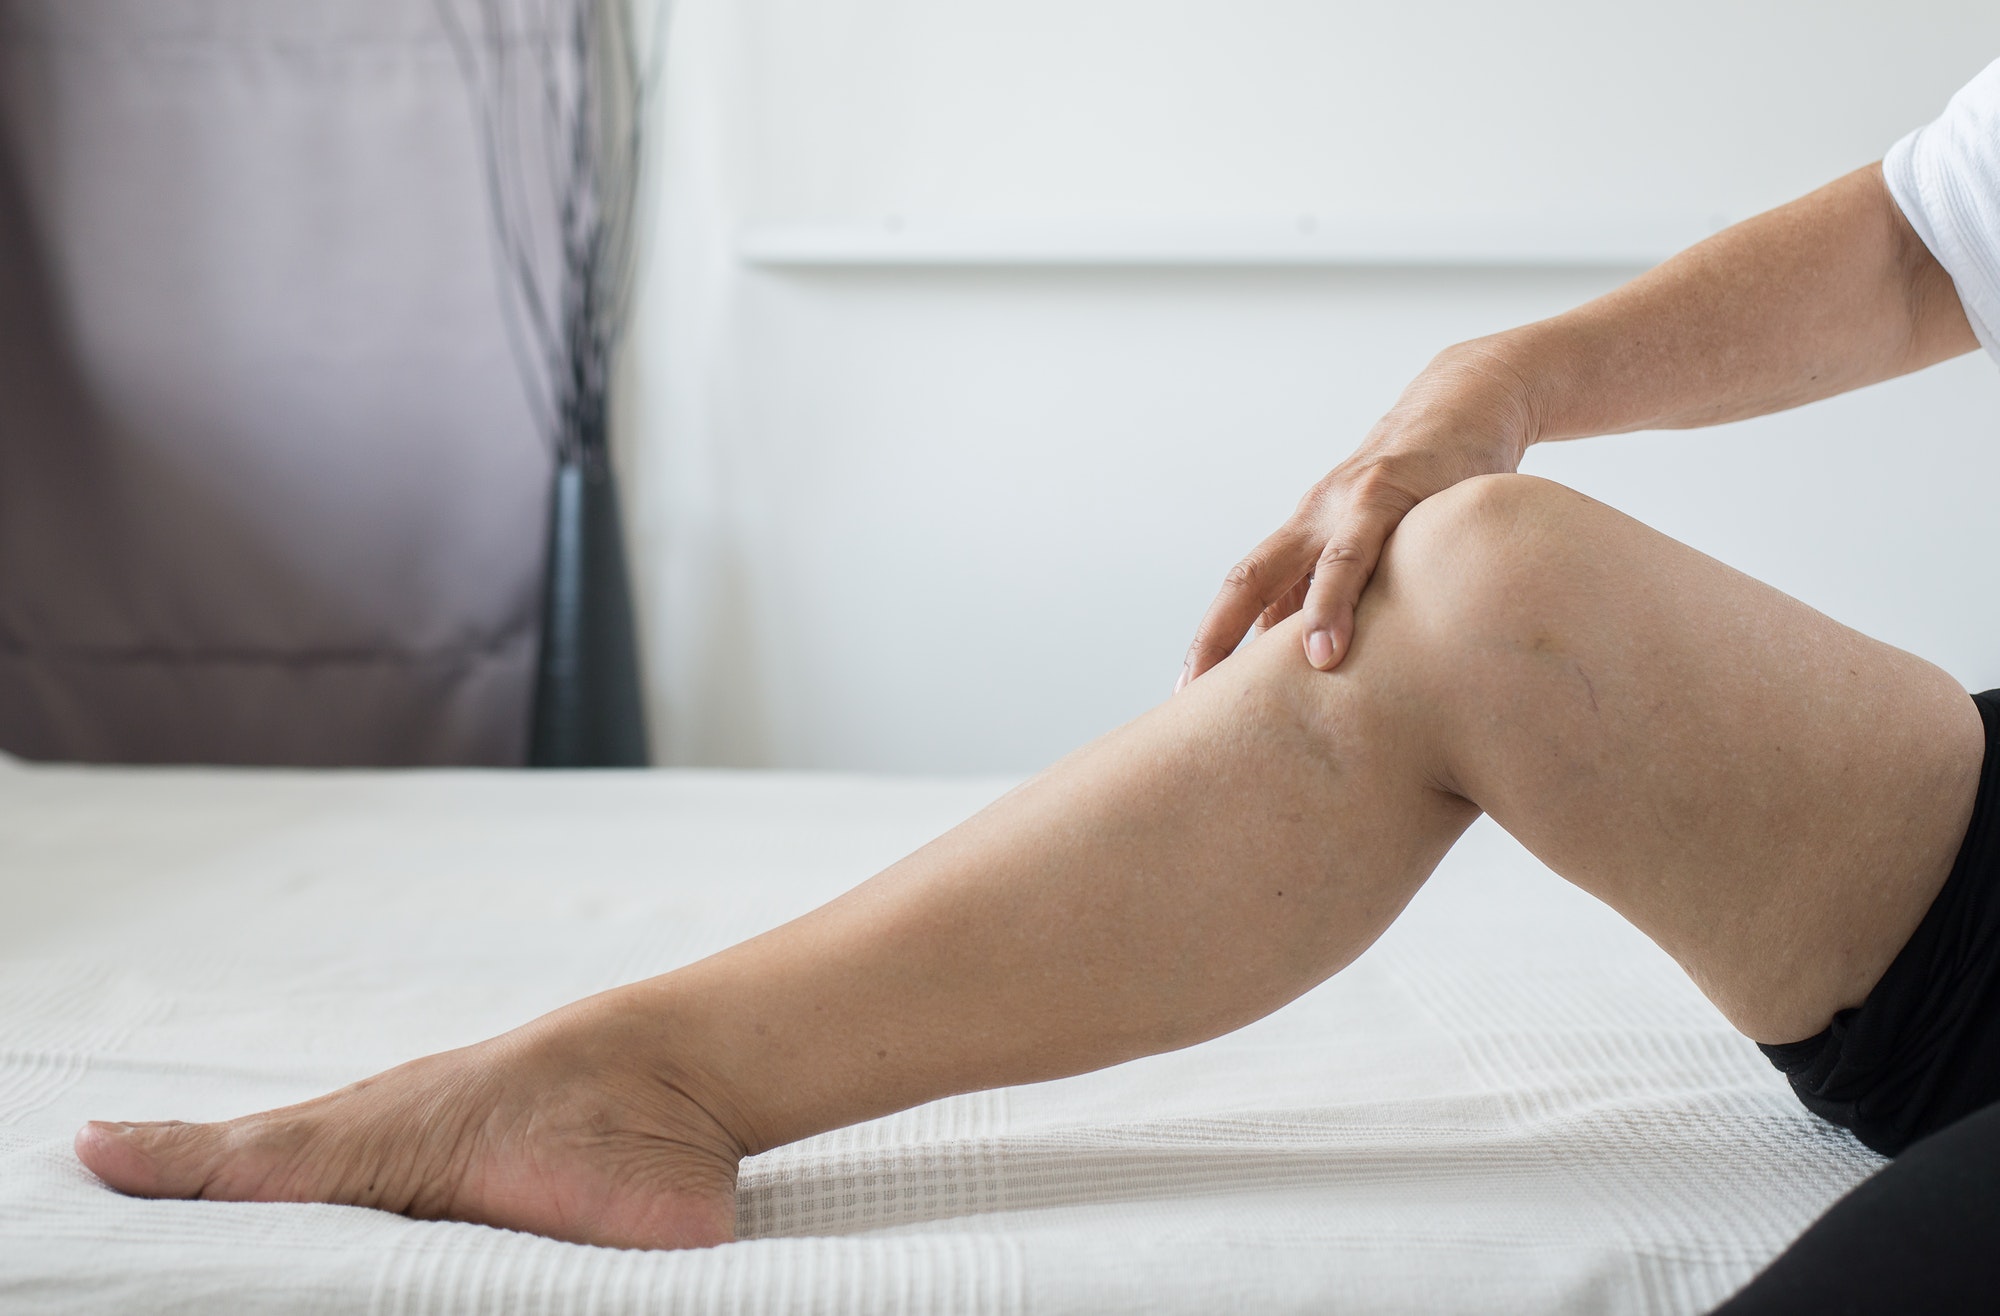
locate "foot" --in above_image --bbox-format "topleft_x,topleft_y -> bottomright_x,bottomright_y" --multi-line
73,996 -> 748,1250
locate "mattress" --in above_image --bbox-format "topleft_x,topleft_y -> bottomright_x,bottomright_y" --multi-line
0,757 -> 1881,1314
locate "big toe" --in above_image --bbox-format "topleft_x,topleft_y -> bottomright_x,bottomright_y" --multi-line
76,1120 -> 226,1199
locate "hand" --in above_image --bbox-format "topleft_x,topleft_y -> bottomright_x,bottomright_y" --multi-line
1179,345 -> 1539,688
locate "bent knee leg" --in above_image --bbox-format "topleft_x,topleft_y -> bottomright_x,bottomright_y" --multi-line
1364,475 -> 1984,1038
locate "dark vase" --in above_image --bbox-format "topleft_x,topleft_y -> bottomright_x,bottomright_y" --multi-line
527,455 -> 650,767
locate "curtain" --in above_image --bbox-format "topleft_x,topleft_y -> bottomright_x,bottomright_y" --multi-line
0,0 -> 546,764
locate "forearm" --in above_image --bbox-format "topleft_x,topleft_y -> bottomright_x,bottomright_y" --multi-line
1193,162 -> 1975,687
1451,164 -> 1977,447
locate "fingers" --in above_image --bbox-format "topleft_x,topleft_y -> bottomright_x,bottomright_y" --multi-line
1180,467 -> 1428,687
1297,496 -> 1407,671
1179,529 -> 1317,689
1249,576 -> 1312,642
76,1119 -> 225,1199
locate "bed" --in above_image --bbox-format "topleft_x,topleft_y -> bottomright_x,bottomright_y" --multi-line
0,756 -> 1880,1313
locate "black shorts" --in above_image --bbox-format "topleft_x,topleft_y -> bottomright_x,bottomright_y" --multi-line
1758,688 -> 2000,1158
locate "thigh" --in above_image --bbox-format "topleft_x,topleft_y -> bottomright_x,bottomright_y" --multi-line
1336,475 -> 1984,1044
1709,1100 -> 2000,1313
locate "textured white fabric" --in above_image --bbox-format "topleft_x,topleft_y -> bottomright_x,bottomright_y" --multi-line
1886,56 -> 2000,365
0,765 -> 1880,1314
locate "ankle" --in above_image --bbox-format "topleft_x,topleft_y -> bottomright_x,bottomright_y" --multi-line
520,985 -> 764,1166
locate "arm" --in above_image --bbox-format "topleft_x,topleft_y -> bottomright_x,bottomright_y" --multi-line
1181,163 -> 1979,685
1509,163 -> 1974,439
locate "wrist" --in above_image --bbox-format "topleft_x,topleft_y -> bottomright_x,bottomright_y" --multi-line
1423,333 -> 1550,460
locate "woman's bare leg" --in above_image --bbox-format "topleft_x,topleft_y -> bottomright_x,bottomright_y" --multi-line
75,475 -> 1983,1249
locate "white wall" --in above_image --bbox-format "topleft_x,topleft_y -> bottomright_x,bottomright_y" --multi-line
624,0 -> 2000,773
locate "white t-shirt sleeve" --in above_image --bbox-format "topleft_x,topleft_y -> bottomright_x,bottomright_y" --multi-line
1884,59 -> 2000,365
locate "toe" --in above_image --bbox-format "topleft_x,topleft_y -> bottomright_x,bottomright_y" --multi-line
76,1120 -> 227,1199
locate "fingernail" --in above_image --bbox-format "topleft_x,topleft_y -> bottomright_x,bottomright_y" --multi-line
1174,663 -> 1191,693
92,1121 -> 135,1136
1306,630 -> 1335,669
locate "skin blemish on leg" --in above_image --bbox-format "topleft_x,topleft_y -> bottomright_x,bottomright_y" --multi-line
875,1050 -> 888,1060
1574,662 -> 1600,714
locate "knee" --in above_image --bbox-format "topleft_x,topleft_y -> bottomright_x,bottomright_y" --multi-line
1366,474 -> 1597,636
1393,472 -> 1580,559
1211,475 -> 1601,726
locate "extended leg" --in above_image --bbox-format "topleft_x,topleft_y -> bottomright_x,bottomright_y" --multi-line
75,476 -> 1983,1249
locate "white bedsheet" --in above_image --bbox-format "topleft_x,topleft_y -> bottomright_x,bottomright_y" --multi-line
0,759 -> 1880,1314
